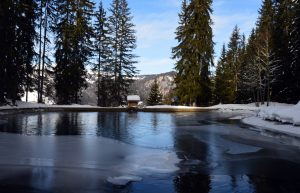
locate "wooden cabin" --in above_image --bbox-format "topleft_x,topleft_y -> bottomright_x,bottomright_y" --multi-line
127,95 -> 141,108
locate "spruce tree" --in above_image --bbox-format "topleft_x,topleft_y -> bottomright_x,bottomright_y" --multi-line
94,1 -> 113,107
0,0 -> 9,104
0,0 -> 36,105
215,45 -> 227,103
108,0 -> 138,106
290,0 -> 300,103
241,29 -> 263,106
173,0 -> 193,105
53,0 -> 94,104
226,26 -> 243,102
173,0 -> 214,106
237,33 -> 254,104
255,0 -> 275,106
36,0 -> 56,103
215,44 -> 235,104
147,79 -> 163,106
19,0 -> 37,102
272,0 -> 295,103
236,34 -> 251,103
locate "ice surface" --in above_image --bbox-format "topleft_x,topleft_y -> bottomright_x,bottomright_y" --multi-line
226,143 -> 262,154
0,133 -> 179,180
107,175 -> 142,186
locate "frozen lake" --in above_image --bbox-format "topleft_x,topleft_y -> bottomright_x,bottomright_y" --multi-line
1,111 -> 300,193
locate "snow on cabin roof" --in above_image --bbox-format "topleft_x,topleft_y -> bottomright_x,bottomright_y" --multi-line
127,95 -> 140,101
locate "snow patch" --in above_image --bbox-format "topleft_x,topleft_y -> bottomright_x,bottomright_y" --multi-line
127,95 -> 141,101
107,175 -> 142,186
120,151 -> 179,174
258,102 -> 300,126
229,115 -> 245,120
243,116 -> 300,138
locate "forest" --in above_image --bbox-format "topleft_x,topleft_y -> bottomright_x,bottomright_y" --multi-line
0,0 -> 137,107
0,0 -> 299,107
173,0 -> 299,106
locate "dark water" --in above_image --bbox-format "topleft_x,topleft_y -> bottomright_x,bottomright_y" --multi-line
1,111 -> 300,193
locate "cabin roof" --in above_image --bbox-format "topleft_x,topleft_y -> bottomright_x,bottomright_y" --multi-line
127,95 -> 141,101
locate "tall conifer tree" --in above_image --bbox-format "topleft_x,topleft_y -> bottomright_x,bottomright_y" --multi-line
173,0 -> 214,106
147,79 -> 163,106
0,0 -> 36,105
256,0 -> 275,105
36,0 -> 56,103
290,0 -> 300,103
226,26 -> 243,102
54,0 -> 94,104
94,1 -> 113,107
272,0 -> 295,103
108,0 -> 138,106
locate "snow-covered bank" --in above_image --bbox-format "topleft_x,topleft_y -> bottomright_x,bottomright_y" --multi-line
258,102 -> 300,126
0,101 -> 125,113
242,117 -> 300,138
0,101 -> 292,113
240,102 -> 300,138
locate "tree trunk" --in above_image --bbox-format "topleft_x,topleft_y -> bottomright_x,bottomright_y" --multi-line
40,0 -> 48,104
37,0 -> 43,103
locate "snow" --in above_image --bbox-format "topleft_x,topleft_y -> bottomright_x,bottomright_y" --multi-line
146,105 -> 206,109
243,116 -> 300,138
0,100 -> 48,110
0,101 -> 98,111
127,95 -> 141,101
107,176 -> 142,186
21,91 -> 55,104
258,102 -> 300,126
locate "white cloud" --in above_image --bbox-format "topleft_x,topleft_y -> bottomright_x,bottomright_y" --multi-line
136,57 -> 174,75
135,12 -> 178,49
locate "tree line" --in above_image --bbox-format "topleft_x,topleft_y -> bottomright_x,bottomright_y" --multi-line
173,0 -> 299,106
0,0 -> 137,107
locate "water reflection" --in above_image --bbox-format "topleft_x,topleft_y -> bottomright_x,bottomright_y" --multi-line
1,112 -> 300,193
54,112 -> 80,135
174,173 -> 210,193
171,112 -> 300,193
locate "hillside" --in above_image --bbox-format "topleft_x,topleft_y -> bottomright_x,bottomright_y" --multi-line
128,71 -> 176,102
81,71 -> 176,105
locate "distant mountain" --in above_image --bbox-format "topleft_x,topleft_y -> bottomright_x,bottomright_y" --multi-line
80,71 -> 176,105
129,71 -> 176,102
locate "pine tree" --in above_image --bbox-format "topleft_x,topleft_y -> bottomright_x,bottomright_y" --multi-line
0,0 -> 9,104
173,0 -> 190,105
108,0 -> 138,106
36,0 -> 56,103
94,1 -> 113,107
290,0 -> 300,103
226,26 -> 243,102
271,0 -> 295,103
53,0 -> 94,104
173,0 -> 214,106
255,0 -> 275,106
236,34 -> 251,103
0,0 -> 36,105
147,79 -> 163,106
215,45 -> 227,103
173,0 -> 194,105
19,0 -> 37,102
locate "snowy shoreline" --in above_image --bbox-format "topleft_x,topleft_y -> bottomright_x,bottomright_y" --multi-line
1,101 -> 300,139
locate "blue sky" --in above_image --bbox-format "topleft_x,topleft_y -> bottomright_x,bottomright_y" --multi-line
98,0 -> 262,75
